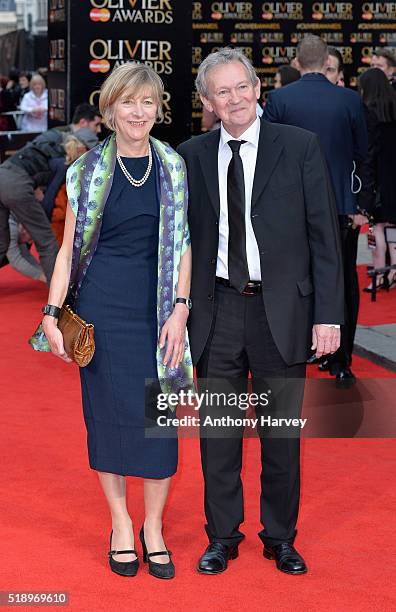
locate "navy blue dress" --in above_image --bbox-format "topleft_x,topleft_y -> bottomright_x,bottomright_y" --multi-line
76,154 -> 177,478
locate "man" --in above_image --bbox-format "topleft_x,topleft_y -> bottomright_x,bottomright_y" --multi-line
326,46 -> 344,86
371,48 -> 396,89
263,35 -> 368,387
178,48 -> 343,576
0,104 -> 101,282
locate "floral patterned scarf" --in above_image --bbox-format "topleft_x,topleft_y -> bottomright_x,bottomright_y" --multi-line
30,133 -> 193,396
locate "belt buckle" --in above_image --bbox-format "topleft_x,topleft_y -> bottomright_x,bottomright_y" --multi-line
242,284 -> 255,296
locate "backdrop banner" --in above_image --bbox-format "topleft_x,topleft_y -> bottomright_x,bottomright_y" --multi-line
191,1 -> 396,133
48,0 -> 192,146
47,0 -> 67,126
47,2 -> 396,140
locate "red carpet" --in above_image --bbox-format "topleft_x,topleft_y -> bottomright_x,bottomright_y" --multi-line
1,266 -> 396,611
357,264 -> 396,326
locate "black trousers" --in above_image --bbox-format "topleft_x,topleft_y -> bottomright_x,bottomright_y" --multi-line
196,283 -> 306,548
327,216 -> 360,372
0,162 -> 59,282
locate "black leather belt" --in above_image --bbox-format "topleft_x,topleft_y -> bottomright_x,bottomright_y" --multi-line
215,277 -> 262,295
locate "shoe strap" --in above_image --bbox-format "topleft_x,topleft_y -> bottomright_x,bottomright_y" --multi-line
109,548 -> 137,557
147,550 -> 172,559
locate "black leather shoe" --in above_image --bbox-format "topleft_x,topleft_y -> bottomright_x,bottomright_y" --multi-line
306,354 -> 320,365
335,368 -> 356,388
263,542 -> 307,575
318,359 -> 330,372
197,542 -> 239,574
139,526 -> 175,580
108,530 -> 139,577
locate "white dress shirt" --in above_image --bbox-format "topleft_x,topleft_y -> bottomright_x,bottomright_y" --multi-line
216,116 -> 339,329
217,116 -> 261,281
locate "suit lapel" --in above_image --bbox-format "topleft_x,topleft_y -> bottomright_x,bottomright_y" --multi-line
251,119 -> 284,210
197,129 -> 221,218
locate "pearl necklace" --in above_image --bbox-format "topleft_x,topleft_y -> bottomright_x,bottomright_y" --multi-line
116,144 -> 152,188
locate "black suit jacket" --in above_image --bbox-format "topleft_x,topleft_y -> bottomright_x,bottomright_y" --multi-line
263,73 -> 368,216
178,118 -> 344,366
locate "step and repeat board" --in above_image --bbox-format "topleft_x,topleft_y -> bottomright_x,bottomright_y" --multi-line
48,1 -> 396,143
47,0 -> 191,145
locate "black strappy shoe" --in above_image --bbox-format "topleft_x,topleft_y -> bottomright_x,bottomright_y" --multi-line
139,526 -> 175,580
108,530 -> 139,577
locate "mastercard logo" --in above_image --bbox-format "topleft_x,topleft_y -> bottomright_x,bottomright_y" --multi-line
312,11 -> 323,20
262,12 -> 273,20
89,8 -> 110,22
262,56 -> 273,65
362,11 -> 373,20
211,12 -> 222,20
89,59 -> 110,73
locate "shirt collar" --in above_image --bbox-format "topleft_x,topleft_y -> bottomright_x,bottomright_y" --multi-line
220,116 -> 260,151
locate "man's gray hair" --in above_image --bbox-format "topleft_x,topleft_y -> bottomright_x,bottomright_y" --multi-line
195,47 -> 258,98
297,34 -> 328,71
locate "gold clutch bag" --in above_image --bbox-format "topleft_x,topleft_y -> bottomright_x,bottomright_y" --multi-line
58,304 -> 95,367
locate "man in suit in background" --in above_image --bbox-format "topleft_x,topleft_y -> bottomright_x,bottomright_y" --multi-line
178,48 -> 343,576
371,48 -> 396,90
263,35 -> 368,387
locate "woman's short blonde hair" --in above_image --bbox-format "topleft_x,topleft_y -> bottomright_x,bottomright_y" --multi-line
30,73 -> 46,91
99,62 -> 164,130
63,135 -> 87,165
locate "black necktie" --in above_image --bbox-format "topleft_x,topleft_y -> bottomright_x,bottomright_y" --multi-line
227,140 -> 249,292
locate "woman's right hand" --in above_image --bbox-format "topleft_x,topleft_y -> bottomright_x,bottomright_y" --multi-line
42,315 -> 72,363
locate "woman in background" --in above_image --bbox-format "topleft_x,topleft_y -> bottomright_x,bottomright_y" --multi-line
50,135 -> 88,245
273,65 -> 300,89
18,72 -> 31,101
358,67 -> 396,290
20,74 -> 48,132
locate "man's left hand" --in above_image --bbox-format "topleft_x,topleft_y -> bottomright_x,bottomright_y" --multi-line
348,213 -> 368,229
311,324 -> 340,358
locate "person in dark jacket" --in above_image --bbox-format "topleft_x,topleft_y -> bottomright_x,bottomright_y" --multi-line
263,34 -> 368,387
18,72 -> 31,101
0,104 -> 101,282
358,68 -> 396,289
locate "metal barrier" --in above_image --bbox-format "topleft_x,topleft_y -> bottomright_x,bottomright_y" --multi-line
0,131 -> 41,163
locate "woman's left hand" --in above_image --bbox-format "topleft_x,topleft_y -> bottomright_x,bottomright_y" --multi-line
159,304 -> 189,369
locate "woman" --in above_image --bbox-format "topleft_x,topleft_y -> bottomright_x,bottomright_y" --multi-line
0,76 -> 14,130
20,73 -> 48,132
358,68 -> 396,290
31,63 -> 193,579
18,72 -> 31,100
273,65 -> 300,89
50,135 -> 89,245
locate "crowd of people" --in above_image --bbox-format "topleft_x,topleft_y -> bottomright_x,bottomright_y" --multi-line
0,67 -> 48,132
0,103 -> 101,282
2,36 -> 396,580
